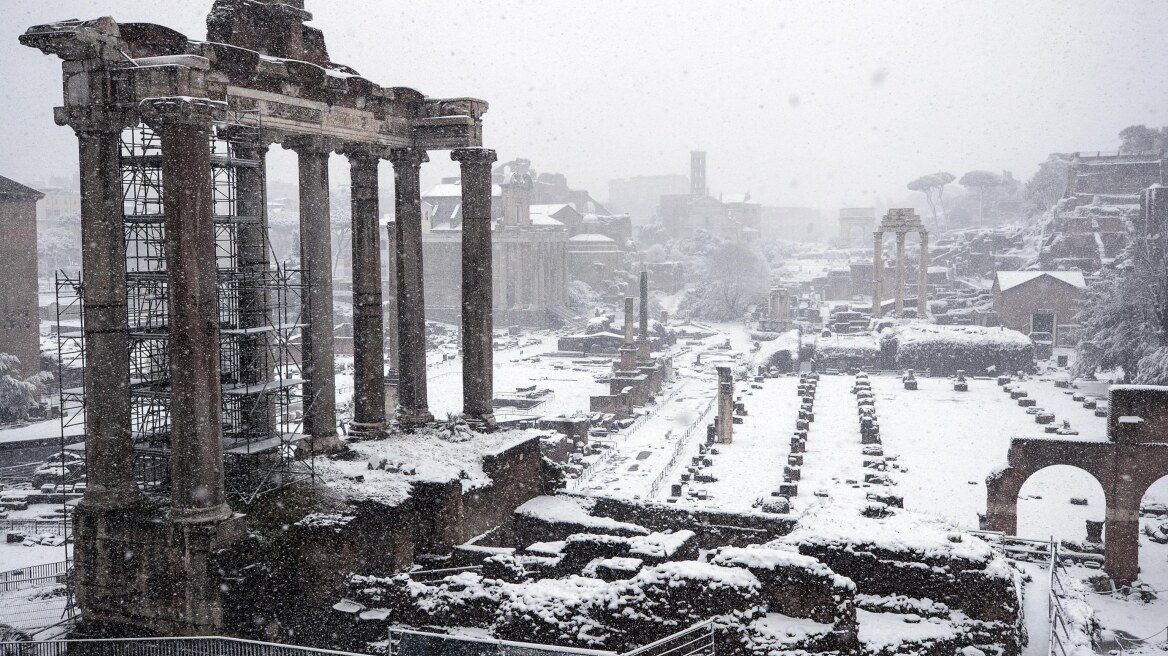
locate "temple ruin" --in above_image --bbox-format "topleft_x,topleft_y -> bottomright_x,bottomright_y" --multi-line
21,0 -> 499,634
872,208 -> 928,318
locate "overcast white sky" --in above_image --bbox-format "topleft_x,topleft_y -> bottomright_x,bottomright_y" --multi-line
2,0 -> 1166,214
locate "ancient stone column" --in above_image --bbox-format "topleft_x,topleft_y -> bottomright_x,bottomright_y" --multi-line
895,231 -> 906,318
623,296 -> 635,345
452,147 -> 498,424
716,366 -> 733,444
347,149 -> 387,438
234,142 -> 274,441
917,230 -> 929,318
383,222 -> 400,422
384,222 -> 400,375
620,296 -> 637,371
144,98 -> 231,523
291,137 -> 339,447
871,231 -> 883,318
390,148 -> 433,426
71,116 -> 140,510
777,288 -> 790,329
637,270 -> 651,360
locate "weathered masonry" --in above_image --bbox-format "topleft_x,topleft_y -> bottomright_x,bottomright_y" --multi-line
22,0 -> 496,634
872,207 -> 928,318
984,385 -> 1168,583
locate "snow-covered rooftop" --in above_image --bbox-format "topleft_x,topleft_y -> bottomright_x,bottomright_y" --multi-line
569,233 -> 616,242
994,271 -> 1086,292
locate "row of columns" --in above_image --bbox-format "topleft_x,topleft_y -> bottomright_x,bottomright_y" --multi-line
300,144 -> 500,433
70,96 -> 497,520
871,229 -> 929,319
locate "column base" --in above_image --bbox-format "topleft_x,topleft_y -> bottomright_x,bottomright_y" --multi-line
77,486 -> 143,511
296,432 -> 345,456
463,413 -> 497,430
348,421 -> 388,441
170,502 -> 234,524
398,407 -> 434,427
636,340 -> 652,360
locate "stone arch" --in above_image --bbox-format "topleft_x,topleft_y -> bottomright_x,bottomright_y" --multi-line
1015,464 -> 1107,542
984,438 -> 1114,537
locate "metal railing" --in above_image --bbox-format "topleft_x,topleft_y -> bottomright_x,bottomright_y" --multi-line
0,621 -> 714,656
0,519 -> 69,538
1047,541 -> 1075,656
386,620 -> 714,656
965,532 -> 1084,656
622,621 -> 715,656
649,397 -> 716,499
0,636 -> 372,656
0,561 -> 70,593
389,628 -> 615,656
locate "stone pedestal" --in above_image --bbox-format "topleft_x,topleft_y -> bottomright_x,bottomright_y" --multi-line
452,147 -> 498,424
73,503 -> 245,635
347,150 -> 387,439
390,148 -> 433,426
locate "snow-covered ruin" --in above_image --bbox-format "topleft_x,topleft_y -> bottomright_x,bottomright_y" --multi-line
4,2 -> 1168,656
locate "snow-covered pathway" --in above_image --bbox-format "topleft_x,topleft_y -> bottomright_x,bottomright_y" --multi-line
794,374 -> 871,513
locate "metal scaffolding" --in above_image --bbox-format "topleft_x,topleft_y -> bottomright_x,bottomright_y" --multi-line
56,114 -> 315,506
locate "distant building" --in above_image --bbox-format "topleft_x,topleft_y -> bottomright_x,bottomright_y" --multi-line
759,206 -> 826,243
495,158 -> 608,214
992,271 -> 1086,348
421,174 -> 570,327
0,175 -> 43,377
36,185 -> 80,224
607,174 -> 689,225
836,208 -> 876,247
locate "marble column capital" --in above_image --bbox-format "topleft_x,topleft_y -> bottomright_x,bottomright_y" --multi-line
340,142 -> 392,162
138,97 -> 225,131
389,147 -> 429,168
283,134 -> 339,155
451,147 -> 497,166
56,105 -> 135,135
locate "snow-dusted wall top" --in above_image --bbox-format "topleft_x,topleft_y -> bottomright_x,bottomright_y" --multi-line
894,323 -> 1032,348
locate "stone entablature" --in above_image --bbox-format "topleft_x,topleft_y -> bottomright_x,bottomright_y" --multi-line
872,208 -> 928,319
21,5 -> 485,151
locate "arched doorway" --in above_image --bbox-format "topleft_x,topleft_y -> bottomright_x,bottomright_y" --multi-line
1016,465 -> 1106,545
1139,476 -> 1168,589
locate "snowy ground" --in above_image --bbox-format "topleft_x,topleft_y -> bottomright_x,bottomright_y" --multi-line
547,322 -> 1168,653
